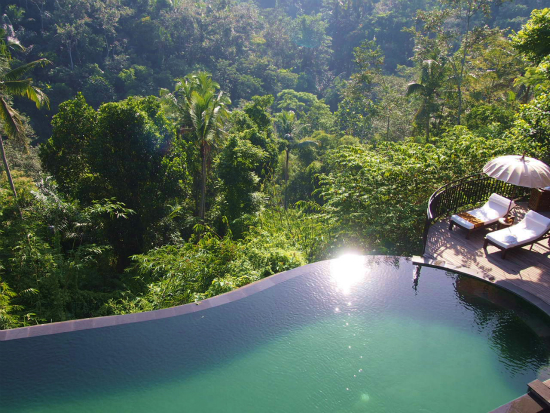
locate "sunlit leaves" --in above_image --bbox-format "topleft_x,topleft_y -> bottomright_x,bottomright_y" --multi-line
317,131 -> 527,255
511,8 -> 550,65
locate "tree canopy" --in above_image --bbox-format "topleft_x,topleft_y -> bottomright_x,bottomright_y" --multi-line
0,1 -> 548,328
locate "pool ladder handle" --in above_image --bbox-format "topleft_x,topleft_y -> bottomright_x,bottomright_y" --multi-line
527,379 -> 550,408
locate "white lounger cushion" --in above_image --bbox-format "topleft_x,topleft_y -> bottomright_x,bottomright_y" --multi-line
451,193 -> 515,230
485,211 -> 550,249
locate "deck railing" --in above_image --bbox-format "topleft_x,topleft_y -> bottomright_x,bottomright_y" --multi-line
422,173 -> 528,254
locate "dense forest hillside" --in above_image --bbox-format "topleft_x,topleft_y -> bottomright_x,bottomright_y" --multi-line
0,0 -> 544,140
0,0 -> 549,328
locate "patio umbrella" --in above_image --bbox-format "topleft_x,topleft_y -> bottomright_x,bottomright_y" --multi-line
483,154 -> 550,216
483,155 -> 550,188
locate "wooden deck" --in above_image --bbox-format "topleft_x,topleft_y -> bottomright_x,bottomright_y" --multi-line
423,207 -> 550,309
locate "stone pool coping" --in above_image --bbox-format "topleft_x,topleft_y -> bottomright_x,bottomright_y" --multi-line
3,255 -> 549,341
0,260 -> 331,341
412,256 -> 550,317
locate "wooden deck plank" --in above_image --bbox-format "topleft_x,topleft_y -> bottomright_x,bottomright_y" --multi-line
528,380 -> 550,407
425,207 -> 550,307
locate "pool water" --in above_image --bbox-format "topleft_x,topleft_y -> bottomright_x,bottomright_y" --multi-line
1,256 -> 549,413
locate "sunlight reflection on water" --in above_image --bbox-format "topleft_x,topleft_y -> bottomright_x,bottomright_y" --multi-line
330,254 -> 368,295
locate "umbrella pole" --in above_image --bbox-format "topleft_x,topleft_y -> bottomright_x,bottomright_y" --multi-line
505,186 -> 517,220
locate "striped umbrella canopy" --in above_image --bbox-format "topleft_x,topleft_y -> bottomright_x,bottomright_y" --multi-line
483,155 -> 550,188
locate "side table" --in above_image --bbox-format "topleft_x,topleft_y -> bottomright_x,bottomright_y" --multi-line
497,216 -> 515,230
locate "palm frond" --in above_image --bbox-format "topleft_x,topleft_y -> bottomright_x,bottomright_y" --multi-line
159,88 -> 171,98
294,139 -> 320,149
27,85 -> 50,109
2,79 -> 32,94
4,58 -> 50,81
406,82 -> 425,96
1,80 -> 49,109
0,96 -> 24,139
189,101 -> 203,136
423,59 -> 439,67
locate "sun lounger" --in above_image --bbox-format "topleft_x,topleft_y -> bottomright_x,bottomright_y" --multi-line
483,210 -> 550,259
449,193 -> 515,239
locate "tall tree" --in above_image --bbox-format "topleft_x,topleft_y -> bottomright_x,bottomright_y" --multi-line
467,33 -> 526,104
510,8 -> 550,66
274,110 -> 318,209
161,72 -> 231,219
42,95 -> 189,269
510,8 -> 550,96
335,40 -> 382,141
0,30 -> 49,216
409,0 -> 497,125
406,59 -> 447,142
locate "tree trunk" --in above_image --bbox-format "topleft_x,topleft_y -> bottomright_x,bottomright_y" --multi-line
284,149 -> 289,210
0,134 -> 23,219
425,116 -> 430,144
457,82 -> 462,125
105,35 -> 111,59
199,144 -> 207,220
457,10 -> 472,126
68,43 -> 74,71
523,85 -> 531,104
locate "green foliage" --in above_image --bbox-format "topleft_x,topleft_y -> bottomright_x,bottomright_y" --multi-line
290,14 -> 332,92
0,275 -> 22,329
508,91 -> 550,162
511,9 -> 550,95
406,59 -> 447,141
408,1 -> 504,128
217,134 -> 266,232
244,95 -> 274,131
0,0 -> 539,144
511,8 -> 550,65
273,110 -> 320,207
40,93 -> 97,197
317,131 -> 528,255
41,94 -> 190,267
243,207 -> 331,263
275,89 -> 335,134
336,96 -> 376,141
0,30 -> 49,215
1,0 -> 547,329
83,75 -> 115,107
162,72 -> 230,219
335,40 -> 383,141
0,172 -> 129,326
465,104 -> 516,136
468,34 -> 526,104
105,212 -> 315,313
228,97 -> 280,197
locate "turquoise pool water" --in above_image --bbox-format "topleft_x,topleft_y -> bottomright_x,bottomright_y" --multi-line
1,256 -> 549,412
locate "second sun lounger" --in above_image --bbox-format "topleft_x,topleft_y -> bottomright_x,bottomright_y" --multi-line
483,210 -> 550,259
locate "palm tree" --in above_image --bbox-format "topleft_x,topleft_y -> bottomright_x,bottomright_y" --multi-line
406,59 -> 446,143
161,72 -> 230,219
274,111 -> 318,209
0,33 -> 49,217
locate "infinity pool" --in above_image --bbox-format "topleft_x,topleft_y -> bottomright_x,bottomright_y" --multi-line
1,256 -> 549,412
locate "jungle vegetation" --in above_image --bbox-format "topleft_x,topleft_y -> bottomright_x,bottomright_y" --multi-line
0,0 -> 549,328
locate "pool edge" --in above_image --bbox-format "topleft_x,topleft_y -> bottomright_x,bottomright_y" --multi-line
4,254 -> 548,341
0,260 -> 332,341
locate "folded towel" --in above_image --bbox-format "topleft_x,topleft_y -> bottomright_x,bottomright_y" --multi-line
457,212 -> 485,228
